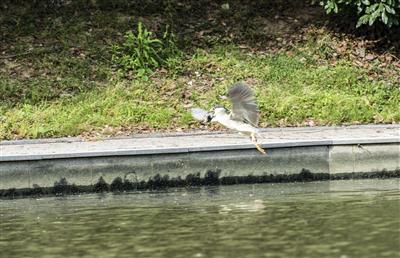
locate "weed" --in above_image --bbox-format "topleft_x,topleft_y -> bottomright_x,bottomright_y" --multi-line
111,22 -> 182,78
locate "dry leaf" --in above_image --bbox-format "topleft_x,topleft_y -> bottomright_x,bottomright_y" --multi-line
365,54 -> 375,61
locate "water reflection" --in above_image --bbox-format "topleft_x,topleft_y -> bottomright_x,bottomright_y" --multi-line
219,199 -> 265,214
0,179 -> 399,258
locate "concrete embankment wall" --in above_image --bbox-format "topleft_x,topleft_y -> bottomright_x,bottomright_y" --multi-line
1,141 -> 399,197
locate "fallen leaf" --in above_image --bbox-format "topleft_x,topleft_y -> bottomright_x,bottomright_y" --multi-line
365,54 -> 375,61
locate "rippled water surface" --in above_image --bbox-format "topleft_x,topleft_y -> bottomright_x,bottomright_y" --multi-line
1,179 -> 399,258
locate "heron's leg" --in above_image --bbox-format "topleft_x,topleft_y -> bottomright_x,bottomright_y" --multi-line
250,133 -> 266,154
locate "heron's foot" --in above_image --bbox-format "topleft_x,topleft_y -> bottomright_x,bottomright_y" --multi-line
250,133 -> 266,154
254,142 -> 266,154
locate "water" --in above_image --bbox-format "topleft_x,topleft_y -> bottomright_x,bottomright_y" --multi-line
1,179 -> 399,258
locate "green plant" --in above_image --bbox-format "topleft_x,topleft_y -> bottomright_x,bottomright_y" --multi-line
316,0 -> 400,27
111,22 -> 181,78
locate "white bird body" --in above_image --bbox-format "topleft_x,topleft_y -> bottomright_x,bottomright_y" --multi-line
191,82 -> 266,154
212,108 -> 258,135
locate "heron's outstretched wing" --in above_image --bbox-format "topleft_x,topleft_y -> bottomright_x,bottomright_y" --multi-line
227,82 -> 259,126
191,108 -> 210,122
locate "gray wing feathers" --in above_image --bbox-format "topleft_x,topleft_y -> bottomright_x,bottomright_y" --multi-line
227,82 -> 259,126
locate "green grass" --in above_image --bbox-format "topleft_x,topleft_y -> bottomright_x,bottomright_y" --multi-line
189,47 -> 399,125
1,45 -> 399,140
1,2 -> 399,140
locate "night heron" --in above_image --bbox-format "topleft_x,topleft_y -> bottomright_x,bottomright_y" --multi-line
191,82 -> 266,154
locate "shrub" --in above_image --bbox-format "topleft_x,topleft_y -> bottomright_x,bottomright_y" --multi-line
111,22 -> 181,78
316,0 -> 400,28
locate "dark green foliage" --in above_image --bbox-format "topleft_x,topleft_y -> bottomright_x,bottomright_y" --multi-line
317,0 -> 400,27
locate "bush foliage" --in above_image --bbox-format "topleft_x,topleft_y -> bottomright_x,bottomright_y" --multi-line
317,0 -> 400,27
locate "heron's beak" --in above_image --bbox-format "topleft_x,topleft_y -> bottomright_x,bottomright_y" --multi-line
205,111 -> 214,123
